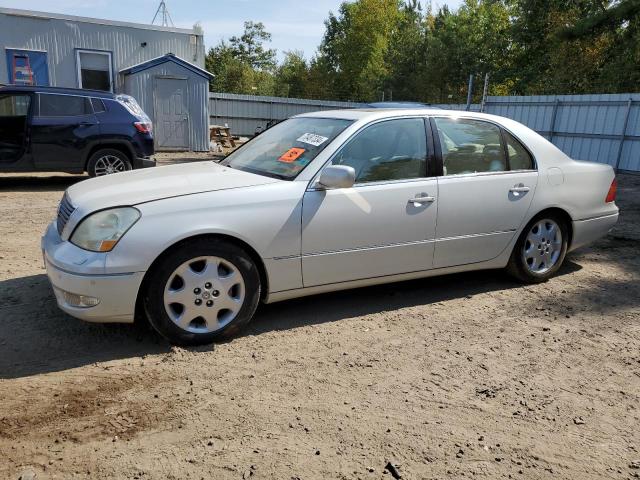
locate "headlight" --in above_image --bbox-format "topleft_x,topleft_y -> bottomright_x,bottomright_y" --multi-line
70,207 -> 140,252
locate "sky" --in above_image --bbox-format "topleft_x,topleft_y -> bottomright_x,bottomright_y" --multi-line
1,0 -> 464,60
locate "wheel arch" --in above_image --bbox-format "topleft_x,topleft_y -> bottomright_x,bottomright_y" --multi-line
135,233 -> 270,321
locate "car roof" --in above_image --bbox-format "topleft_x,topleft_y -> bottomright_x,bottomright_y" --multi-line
297,108 -> 493,121
0,85 -> 115,98
366,101 -> 433,108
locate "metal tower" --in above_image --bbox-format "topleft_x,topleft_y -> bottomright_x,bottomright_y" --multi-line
152,1 -> 174,27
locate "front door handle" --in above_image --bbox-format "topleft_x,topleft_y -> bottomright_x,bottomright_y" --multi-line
509,184 -> 530,193
408,195 -> 435,205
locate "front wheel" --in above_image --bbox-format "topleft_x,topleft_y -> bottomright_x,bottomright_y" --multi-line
507,214 -> 569,283
143,239 -> 261,345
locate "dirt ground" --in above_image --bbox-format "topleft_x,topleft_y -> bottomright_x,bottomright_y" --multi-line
0,158 -> 638,480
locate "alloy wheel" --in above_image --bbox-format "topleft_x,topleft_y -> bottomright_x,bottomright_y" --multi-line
94,155 -> 128,176
163,256 -> 245,333
522,219 -> 563,275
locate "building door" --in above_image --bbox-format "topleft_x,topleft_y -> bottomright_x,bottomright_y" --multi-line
154,77 -> 189,150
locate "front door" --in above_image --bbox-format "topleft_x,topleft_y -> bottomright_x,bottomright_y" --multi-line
31,93 -> 100,171
0,92 -> 31,164
302,117 -> 438,287
432,117 -> 538,268
154,77 -> 188,150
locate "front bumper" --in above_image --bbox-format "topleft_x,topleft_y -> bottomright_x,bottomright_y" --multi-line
570,212 -> 619,251
42,222 -> 144,323
133,156 -> 156,169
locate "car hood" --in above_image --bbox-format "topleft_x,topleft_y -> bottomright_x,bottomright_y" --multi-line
66,161 -> 280,213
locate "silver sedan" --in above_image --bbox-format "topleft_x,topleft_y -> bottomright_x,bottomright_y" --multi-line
42,109 -> 619,345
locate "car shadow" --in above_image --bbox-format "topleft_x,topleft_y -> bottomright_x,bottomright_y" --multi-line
0,262 -> 582,380
0,174 -> 87,192
0,273 -> 170,380
247,261 -> 583,335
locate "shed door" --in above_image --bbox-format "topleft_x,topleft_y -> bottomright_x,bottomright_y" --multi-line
154,77 -> 189,150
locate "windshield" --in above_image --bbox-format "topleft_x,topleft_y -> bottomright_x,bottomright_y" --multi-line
223,117 -> 353,179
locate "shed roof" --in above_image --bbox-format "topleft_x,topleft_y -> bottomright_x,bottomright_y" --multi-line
120,54 -> 213,80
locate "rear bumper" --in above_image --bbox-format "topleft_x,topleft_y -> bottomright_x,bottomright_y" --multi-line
133,156 -> 156,169
570,212 -> 619,251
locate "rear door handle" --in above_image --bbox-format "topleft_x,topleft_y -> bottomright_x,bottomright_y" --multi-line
408,195 -> 435,205
510,184 -> 530,193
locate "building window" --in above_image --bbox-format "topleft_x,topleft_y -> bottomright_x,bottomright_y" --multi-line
76,50 -> 113,92
6,49 -> 49,86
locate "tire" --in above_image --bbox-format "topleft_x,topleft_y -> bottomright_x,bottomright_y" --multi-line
143,238 -> 261,346
506,213 -> 569,283
87,149 -> 132,177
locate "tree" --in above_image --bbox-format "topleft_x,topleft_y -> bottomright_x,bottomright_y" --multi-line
318,0 -> 403,101
205,22 -> 277,95
275,51 -> 309,98
228,21 -> 277,71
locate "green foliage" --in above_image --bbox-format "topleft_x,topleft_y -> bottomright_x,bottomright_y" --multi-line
205,0 -> 639,100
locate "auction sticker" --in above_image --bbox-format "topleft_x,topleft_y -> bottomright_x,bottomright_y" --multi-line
297,133 -> 328,147
278,147 -> 306,163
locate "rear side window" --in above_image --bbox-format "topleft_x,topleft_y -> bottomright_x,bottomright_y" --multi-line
504,130 -> 534,170
38,94 -> 91,117
91,98 -> 106,113
434,118 -> 507,175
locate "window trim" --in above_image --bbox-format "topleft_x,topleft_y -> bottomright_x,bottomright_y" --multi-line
75,48 -> 113,92
429,115 -> 538,178
317,116 -> 434,188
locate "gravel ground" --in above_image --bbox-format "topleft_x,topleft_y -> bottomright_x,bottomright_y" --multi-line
0,160 -> 638,480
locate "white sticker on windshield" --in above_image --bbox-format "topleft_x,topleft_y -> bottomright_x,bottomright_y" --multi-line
297,133 -> 329,147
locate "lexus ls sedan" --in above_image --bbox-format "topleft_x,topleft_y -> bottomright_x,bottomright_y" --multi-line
42,109 -> 619,345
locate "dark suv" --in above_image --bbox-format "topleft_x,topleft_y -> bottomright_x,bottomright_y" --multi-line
0,85 -> 155,177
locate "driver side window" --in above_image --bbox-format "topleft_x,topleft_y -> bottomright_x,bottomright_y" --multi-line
333,118 -> 427,183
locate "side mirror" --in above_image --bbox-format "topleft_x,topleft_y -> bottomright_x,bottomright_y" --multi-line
318,165 -> 356,189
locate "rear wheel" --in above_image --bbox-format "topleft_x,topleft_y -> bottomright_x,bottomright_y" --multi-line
507,214 -> 568,283
143,239 -> 261,345
87,149 -> 132,177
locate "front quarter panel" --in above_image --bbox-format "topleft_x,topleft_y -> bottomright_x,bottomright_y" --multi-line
105,181 -> 308,292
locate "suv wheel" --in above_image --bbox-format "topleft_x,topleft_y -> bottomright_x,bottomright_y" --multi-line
87,149 -> 132,177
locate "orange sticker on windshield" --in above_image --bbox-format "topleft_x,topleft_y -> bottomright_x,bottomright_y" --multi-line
278,147 -> 305,163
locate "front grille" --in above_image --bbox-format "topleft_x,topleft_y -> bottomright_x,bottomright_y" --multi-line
56,193 -> 76,235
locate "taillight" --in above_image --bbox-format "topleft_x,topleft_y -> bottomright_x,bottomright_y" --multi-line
605,178 -> 617,203
134,122 -> 152,134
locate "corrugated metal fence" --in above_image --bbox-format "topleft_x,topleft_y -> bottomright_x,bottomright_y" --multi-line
209,92 -> 640,173
209,92 -> 366,138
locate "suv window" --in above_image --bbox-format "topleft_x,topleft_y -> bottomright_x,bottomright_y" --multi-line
91,98 -> 106,113
504,130 -> 534,170
38,94 -> 91,117
333,118 -> 427,183
434,118 -> 506,176
0,94 -> 30,116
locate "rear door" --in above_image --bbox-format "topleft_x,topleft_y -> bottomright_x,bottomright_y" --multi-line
31,93 -> 100,171
432,117 -> 538,268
